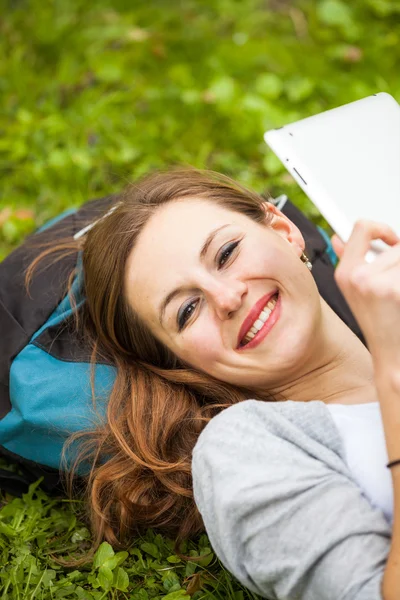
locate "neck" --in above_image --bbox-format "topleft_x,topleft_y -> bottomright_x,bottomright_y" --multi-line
270,298 -> 378,406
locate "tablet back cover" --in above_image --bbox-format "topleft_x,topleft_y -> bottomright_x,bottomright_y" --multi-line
265,93 -> 400,242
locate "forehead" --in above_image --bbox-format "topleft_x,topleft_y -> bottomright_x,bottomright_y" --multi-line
124,199 -> 253,322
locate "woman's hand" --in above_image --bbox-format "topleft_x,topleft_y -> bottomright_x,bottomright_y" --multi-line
331,221 -> 400,374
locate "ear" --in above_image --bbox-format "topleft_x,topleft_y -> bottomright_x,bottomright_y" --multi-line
261,201 -> 305,256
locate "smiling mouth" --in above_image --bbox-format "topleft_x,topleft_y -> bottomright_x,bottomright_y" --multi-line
238,292 -> 279,348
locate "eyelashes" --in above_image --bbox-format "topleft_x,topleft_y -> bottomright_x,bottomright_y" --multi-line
177,300 -> 198,331
176,239 -> 241,331
217,240 -> 240,269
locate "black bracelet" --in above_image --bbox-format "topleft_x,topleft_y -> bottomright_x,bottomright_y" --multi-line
387,459 -> 400,469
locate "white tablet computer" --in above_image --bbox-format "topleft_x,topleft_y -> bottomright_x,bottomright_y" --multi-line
264,92 -> 400,258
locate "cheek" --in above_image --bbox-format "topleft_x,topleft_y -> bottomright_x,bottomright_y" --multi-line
176,325 -> 222,367
256,243 -> 289,274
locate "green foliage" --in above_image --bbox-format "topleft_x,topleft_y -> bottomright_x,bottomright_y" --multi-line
2,0 -> 400,259
1,0 -> 400,596
0,482 -> 257,598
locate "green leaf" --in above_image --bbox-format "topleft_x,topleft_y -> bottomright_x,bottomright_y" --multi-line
48,149 -> 70,169
93,57 -> 124,82
103,550 -> 129,570
185,561 -> 197,577
207,76 -> 236,103
181,89 -> 201,105
162,590 -> 189,599
55,585 -> 77,598
42,569 -> 57,586
0,520 -> 17,537
285,77 -> 315,103
317,0 -> 354,27
66,570 -> 85,581
163,572 -> 180,592
140,542 -> 160,559
241,93 -> 270,114
130,590 -> 149,600
197,548 -> 214,567
255,73 -> 283,100
70,149 -> 93,170
144,575 -> 157,588
16,108 -> 34,125
36,533 -> 47,548
70,527 -> 91,543
75,587 -> 95,600
1,220 -> 20,245
98,565 -> 113,589
93,542 -> 115,569
167,555 -> 181,564
87,573 -> 100,589
113,566 -> 129,591
198,534 -> 210,549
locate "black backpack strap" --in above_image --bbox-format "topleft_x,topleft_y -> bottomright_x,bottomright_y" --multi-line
0,445 -> 63,495
0,444 -> 87,496
0,469 -> 33,497
278,196 -> 365,346
0,195 -> 117,422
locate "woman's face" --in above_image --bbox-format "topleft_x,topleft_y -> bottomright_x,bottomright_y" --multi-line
125,198 -> 322,391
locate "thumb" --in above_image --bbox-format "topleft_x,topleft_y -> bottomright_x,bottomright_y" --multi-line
331,234 -> 345,258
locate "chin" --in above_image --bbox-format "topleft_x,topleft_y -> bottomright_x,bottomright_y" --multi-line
264,324 -> 318,380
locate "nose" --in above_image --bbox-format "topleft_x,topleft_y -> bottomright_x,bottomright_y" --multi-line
206,277 -> 247,320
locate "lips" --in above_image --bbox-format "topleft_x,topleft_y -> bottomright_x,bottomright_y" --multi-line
237,290 -> 279,348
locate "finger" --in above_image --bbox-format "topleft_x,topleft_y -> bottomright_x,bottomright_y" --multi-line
339,220 -> 399,267
331,234 -> 345,258
364,241 -> 400,275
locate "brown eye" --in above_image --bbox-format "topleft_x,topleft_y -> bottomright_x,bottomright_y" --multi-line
177,299 -> 198,331
217,240 -> 240,268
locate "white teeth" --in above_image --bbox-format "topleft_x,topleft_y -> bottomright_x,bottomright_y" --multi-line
241,295 -> 278,345
259,309 -> 270,323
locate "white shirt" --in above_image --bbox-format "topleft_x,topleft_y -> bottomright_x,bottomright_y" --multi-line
327,402 -> 394,524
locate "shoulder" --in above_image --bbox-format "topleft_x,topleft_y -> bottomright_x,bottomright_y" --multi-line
193,398 -> 345,472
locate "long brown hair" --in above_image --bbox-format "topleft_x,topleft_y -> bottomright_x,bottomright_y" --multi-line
26,168 -> 275,554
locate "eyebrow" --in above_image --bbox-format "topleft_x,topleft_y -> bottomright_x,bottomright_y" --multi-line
158,224 -> 230,326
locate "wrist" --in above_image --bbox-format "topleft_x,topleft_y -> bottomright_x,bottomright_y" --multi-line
369,335 -> 400,369
372,366 -> 400,461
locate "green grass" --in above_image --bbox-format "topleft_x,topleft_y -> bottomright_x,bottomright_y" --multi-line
1,0 -> 400,596
0,477 -> 259,599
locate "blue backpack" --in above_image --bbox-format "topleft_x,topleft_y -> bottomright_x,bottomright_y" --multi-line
0,193 -> 363,497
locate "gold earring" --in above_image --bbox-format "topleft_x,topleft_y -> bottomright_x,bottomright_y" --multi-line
300,251 -> 312,271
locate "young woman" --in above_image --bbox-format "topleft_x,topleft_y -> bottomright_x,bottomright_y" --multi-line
34,168 -> 400,598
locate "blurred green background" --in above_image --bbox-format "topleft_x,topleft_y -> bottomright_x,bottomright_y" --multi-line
2,0 -> 400,260
1,0 -> 400,597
